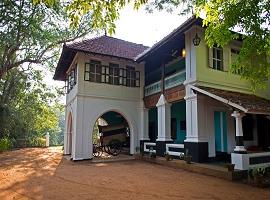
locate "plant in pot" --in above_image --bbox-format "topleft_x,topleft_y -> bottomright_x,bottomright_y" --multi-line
251,166 -> 270,187
179,153 -> 185,160
164,153 -> 171,161
225,163 -> 235,172
184,149 -> 192,164
149,147 -> 156,158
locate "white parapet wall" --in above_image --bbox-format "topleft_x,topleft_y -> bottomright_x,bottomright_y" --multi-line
166,143 -> 184,157
232,152 -> 270,170
144,142 -> 156,153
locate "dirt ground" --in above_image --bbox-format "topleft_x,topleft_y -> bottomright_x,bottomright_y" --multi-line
0,147 -> 269,200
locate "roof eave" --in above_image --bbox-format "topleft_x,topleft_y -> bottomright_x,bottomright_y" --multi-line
135,16 -> 201,62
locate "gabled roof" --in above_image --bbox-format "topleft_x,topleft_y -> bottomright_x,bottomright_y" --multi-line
53,36 -> 148,81
191,86 -> 270,115
135,16 -> 203,62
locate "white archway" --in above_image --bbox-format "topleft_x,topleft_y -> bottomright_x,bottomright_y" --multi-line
89,108 -> 136,156
67,112 -> 73,155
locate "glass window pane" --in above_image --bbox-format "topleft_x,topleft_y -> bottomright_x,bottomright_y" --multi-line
85,73 -> 89,81
90,73 -> 95,82
217,49 -> 221,60
96,65 -> 102,74
101,66 -> 105,74
90,64 -> 95,72
114,68 -> 120,76
96,74 -> 101,83
101,75 -> 105,82
213,48 -> 216,58
119,77 -> 123,85
136,80 -> 139,87
136,71 -> 140,79
131,80 -> 136,87
217,60 -> 221,70
85,64 -> 90,71
114,77 -> 119,85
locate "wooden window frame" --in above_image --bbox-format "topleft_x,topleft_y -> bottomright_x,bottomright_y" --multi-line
84,61 -> 140,88
212,46 -> 224,71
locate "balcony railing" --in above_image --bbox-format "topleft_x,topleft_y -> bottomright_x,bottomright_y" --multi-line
144,70 -> 186,97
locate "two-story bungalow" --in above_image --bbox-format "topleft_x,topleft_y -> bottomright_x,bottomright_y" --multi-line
54,16 -> 270,170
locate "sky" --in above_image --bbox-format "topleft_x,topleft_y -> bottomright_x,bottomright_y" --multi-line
50,5 -> 190,91
114,5 -> 189,47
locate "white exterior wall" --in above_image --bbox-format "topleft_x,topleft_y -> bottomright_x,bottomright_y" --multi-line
184,26 -> 238,158
197,95 -> 236,157
64,52 -> 146,160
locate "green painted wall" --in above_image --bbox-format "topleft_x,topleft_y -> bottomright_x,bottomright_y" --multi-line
148,108 -> 158,142
171,101 -> 186,144
195,32 -> 270,100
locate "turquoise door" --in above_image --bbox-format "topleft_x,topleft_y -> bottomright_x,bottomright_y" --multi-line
214,111 -> 228,152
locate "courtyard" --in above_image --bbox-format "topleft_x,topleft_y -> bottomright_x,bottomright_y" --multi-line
0,147 -> 269,200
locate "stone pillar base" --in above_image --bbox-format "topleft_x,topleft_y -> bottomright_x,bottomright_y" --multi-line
234,146 -> 247,154
184,142 -> 208,163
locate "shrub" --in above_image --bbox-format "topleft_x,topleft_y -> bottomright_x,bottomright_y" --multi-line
0,137 -> 12,153
248,165 -> 270,187
28,137 -> 46,147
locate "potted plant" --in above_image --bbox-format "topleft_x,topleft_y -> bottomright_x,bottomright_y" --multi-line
149,147 -> 156,158
225,163 -> 235,172
164,153 -> 171,161
184,149 -> 192,164
179,153 -> 185,160
248,165 -> 270,187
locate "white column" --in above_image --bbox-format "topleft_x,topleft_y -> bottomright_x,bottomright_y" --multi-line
231,110 -> 246,152
156,94 -> 172,141
140,107 -> 150,140
184,85 -> 199,142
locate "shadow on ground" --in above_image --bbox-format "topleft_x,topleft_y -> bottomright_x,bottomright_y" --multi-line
0,147 -> 269,200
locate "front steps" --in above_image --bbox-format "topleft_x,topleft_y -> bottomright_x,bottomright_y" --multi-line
137,156 -> 246,181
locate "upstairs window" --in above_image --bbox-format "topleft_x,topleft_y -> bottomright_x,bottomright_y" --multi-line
66,64 -> 77,93
109,63 -> 120,85
85,60 -> 101,82
84,61 -> 140,87
126,66 -> 140,87
212,46 -> 223,71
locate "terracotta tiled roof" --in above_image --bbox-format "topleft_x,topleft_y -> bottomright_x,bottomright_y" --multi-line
53,36 -> 148,80
67,35 -> 148,60
195,86 -> 270,115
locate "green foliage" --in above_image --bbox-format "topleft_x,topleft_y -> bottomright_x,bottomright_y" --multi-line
196,0 -> 270,90
92,122 -> 99,145
149,0 -> 270,89
0,137 -> 12,152
60,0 -> 270,90
248,165 -> 270,187
250,165 -> 270,178
59,0 -> 147,35
0,0 -> 92,77
0,68 -> 65,148
28,137 -> 46,147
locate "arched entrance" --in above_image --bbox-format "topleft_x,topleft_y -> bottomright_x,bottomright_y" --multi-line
92,111 -> 131,158
67,112 -> 73,155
